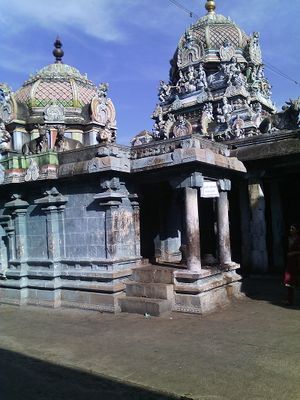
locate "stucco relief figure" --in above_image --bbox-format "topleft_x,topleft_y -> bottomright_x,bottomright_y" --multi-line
172,115 -> 192,137
158,113 -> 174,139
219,39 -> 235,62
232,115 -> 245,138
91,96 -> 116,128
184,31 -> 195,50
186,65 -> 197,92
259,97 -> 300,133
22,124 -> 49,155
217,98 -> 232,124
44,103 -> 65,123
251,103 -> 263,129
221,57 -> 245,87
22,125 -> 83,155
176,71 -> 186,94
152,122 -> 161,139
24,158 -> 39,182
152,104 -> 164,123
158,80 -> 172,103
0,89 -> 5,104
201,103 -> 214,137
0,86 -> 13,123
96,120 -> 116,144
54,125 -> 83,151
97,82 -> 109,99
0,122 -> 11,151
248,32 -> 263,65
196,63 -> 207,92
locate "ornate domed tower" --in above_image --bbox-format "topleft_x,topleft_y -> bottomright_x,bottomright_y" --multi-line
149,0 -> 275,143
0,38 -> 117,154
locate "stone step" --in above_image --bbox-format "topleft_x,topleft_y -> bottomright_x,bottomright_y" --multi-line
132,267 -> 174,284
119,296 -> 172,317
126,282 -> 174,300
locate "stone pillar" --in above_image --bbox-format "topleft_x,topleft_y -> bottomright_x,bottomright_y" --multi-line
129,194 -> 141,257
248,179 -> 268,273
239,180 -> 251,272
171,172 -> 203,272
95,177 -> 126,260
184,186 -> 202,271
0,216 -> 16,261
4,195 -> 29,264
35,188 -> 68,261
217,179 -> 232,265
268,180 -> 285,271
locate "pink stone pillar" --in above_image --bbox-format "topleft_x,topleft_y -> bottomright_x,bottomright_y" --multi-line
184,187 -> 202,272
217,180 -> 232,265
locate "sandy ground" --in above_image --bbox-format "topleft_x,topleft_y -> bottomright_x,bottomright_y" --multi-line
0,278 -> 299,400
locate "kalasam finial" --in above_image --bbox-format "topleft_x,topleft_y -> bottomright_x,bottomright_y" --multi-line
53,36 -> 64,63
205,0 -> 216,14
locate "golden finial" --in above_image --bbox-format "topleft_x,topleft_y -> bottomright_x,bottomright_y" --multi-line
205,0 -> 216,13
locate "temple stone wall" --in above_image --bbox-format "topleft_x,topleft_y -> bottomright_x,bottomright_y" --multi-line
0,176 -> 141,312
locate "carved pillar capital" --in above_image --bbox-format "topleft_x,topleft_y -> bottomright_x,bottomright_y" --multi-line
218,179 -> 231,192
170,172 -> 204,190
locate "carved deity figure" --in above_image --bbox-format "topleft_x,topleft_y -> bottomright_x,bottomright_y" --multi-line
184,31 -> 195,50
172,115 -> 192,137
176,70 -> 186,94
0,89 -> 6,104
217,97 -> 232,124
251,103 -> 263,128
97,83 -> 109,99
0,121 -> 11,151
196,63 -> 207,92
221,57 -> 244,87
248,32 -> 262,65
152,104 -> 164,123
158,80 -> 172,103
219,39 -> 235,62
201,103 -> 214,137
233,115 -> 245,138
0,86 -> 12,124
186,65 -> 197,92
96,120 -> 116,144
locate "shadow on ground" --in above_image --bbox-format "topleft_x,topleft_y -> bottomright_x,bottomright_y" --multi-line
241,276 -> 300,310
0,348 -> 181,400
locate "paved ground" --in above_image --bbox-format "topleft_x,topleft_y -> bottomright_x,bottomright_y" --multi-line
0,278 -> 299,400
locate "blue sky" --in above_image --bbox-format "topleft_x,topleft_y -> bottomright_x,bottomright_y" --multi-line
0,0 -> 299,145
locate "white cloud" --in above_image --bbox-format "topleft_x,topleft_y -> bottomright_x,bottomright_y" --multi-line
0,0 -> 140,41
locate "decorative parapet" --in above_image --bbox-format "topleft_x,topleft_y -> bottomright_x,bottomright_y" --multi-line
130,135 -> 246,173
130,135 -> 230,159
0,152 -> 59,185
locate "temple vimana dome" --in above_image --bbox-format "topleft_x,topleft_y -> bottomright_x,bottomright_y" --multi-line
0,0 -> 299,315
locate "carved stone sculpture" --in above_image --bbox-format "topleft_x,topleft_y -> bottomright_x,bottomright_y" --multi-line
172,115 -> 193,137
201,103 -> 214,136
22,124 -> 83,155
0,86 -> 13,124
196,63 -> 208,92
96,120 -> 117,144
219,39 -> 235,62
53,125 -> 83,151
44,103 -> 65,123
217,98 -> 232,124
22,125 -> 49,155
0,122 -> 11,151
158,80 -> 172,103
259,97 -> 300,132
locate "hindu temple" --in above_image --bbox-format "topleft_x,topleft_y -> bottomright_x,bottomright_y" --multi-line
0,1 -> 299,315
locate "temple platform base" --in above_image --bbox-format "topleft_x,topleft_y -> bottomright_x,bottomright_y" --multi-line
173,264 -> 243,314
